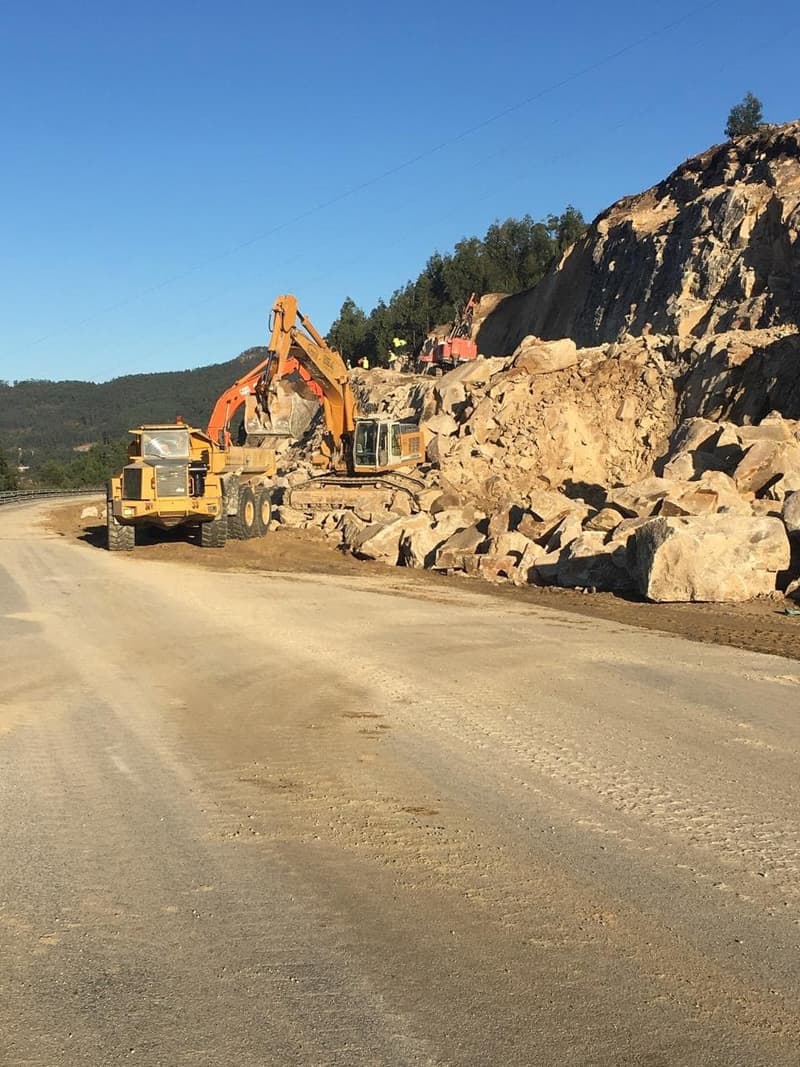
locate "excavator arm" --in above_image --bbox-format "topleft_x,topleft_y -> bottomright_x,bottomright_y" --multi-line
206,351 -> 276,447
263,295 -> 357,451
205,294 -> 353,449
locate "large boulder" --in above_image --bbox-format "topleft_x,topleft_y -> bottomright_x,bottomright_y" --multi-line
632,515 -> 790,602
527,489 -> 586,524
446,356 -> 508,384
477,554 -> 519,582
737,415 -> 797,445
662,450 -> 729,481
668,417 -> 723,456
399,508 -> 475,568
434,523 -> 489,571
584,506 -> 626,532
606,476 -> 676,518
422,413 -> 459,437
512,336 -> 579,375
434,378 -> 467,417
434,359 -> 508,419
352,517 -> 407,564
545,511 -> 585,554
733,439 -> 800,495
489,530 -> 537,561
487,503 -> 527,537
694,470 -> 754,513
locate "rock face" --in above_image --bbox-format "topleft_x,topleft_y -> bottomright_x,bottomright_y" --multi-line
274,122 -> 800,603
678,328 -> 800,423
477,123 -> 800,353
632,516 -> 790,603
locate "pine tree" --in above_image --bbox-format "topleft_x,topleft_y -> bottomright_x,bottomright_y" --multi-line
725,92 -> 764,138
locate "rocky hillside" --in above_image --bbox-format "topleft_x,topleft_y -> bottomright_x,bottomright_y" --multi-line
477,122 -> 800,352
276,122 -> 800,604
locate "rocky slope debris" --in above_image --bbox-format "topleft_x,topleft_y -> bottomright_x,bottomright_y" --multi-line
273,123 -> 800,603
275,348 -> 800,603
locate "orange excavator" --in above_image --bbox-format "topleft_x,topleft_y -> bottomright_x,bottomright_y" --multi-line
206,296 -> 332,450
209,294 -> 425,511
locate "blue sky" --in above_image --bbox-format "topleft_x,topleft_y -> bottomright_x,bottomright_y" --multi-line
1,0 -> 797,383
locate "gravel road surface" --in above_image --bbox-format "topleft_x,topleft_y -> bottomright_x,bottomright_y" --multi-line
1,501 -> 799,1065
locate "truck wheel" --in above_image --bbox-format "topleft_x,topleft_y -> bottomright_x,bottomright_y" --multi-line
255,487 -> 272,537
107,513 -> 135,552
199,512 -> 228,548
228,486 -> 258,539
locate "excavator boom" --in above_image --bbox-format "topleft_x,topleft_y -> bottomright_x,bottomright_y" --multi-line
205,294 -> 355,452
206,352 -> 275,447
263,295 -> 356,449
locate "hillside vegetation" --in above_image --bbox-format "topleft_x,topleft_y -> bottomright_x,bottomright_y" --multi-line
1,347 -> 269,483
327,208 -> 585,362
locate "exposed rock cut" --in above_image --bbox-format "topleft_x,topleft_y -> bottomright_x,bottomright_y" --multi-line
477,123 -> 800,352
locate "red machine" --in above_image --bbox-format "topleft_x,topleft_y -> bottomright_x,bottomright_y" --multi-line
417,293 -> 478,374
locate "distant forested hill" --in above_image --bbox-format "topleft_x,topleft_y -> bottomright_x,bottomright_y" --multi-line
0,347 -> 268,470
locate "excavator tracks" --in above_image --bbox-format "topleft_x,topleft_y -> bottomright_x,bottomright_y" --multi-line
287,472 -> 426,513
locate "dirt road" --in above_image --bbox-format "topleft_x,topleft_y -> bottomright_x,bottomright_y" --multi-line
2,501 -> 800,1065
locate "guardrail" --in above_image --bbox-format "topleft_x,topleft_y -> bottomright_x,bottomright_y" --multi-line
0,488 -> 104,507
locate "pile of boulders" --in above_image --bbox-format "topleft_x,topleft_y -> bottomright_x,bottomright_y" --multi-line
415,334 -> 676,512
273,340 -> 800,603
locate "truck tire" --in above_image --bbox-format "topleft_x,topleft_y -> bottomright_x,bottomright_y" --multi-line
228,486 -> 258,540
199,512 -> 228,548
107,513 -> 135,552
255,487 -> 272,537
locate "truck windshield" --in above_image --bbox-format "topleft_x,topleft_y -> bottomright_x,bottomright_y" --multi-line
141,429 -> 190,461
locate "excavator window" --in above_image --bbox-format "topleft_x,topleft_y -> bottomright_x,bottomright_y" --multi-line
390,423 -> 401,460
354,422 -> 378,467
377,424 -> 388,467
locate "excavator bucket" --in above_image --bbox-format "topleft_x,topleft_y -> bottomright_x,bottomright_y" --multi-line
243,381 -> 319,442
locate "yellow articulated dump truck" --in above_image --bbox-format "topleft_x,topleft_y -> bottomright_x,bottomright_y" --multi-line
106,421 -> 275,551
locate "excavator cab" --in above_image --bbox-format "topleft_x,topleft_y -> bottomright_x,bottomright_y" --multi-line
351,419 -> 423,473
